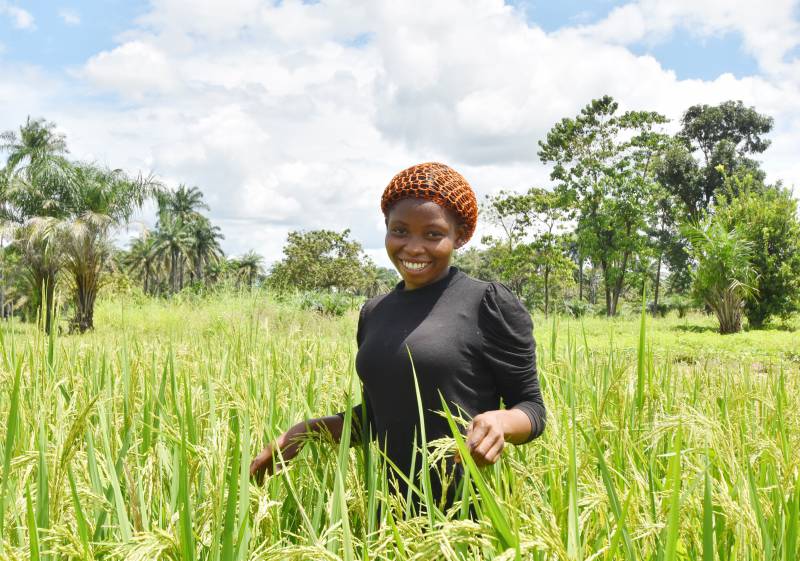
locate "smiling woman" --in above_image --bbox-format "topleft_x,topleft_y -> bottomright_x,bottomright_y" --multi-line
250,162 -> 546,514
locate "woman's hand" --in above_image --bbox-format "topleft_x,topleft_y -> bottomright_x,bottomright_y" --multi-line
249,416 -> 345,484
454,408 -> 532,467
455,411 -> 506,467
249,423 -> 309,484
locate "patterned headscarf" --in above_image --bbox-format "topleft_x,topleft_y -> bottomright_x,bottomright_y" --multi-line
381,162 -> 478,243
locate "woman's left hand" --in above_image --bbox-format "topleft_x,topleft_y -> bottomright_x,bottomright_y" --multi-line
454,411 -> 506,467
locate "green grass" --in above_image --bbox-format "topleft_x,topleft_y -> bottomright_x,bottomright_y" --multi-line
0,292 -> 797,560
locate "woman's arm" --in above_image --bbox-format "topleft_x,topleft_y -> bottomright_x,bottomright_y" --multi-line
249,415 -> 344,483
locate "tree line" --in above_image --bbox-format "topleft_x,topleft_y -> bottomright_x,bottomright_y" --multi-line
4,97 -> 799,335
0,118 -> 270,332
454,97 -> 800,333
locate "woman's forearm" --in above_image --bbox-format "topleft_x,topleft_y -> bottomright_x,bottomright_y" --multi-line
495,408 -> 533,445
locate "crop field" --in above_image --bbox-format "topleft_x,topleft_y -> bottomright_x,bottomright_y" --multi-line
0,293 -> 798,560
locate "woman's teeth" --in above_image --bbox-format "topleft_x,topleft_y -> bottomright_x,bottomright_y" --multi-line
402,260 -> 429,271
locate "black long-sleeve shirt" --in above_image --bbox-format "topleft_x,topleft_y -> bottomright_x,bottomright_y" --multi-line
336,267 -> 546,505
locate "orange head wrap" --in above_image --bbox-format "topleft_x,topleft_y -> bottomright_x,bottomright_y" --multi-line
381,162 -> 478,243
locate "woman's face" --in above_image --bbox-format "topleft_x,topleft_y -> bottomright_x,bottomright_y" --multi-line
385,198 -> 466,290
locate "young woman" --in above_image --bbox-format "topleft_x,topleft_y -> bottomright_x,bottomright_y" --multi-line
250,162 -> 546,510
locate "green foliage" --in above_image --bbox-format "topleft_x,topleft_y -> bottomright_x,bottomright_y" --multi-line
269,229 -> 376,294
538,95 -> 669,316
714,175 -> 800,327
299,291 -> 361,317
682,218 -> 756,334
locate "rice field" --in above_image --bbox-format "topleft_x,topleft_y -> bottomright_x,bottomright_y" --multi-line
0,292 -> 798,560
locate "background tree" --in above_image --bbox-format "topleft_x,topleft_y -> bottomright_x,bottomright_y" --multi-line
538,95 -> 668,315
683,219 -> 756,334
57,163 -> 158,331
269,229 -> 375,293
657,101 -> 773,292
1,117 -> 74,330
714,172 -> 800,327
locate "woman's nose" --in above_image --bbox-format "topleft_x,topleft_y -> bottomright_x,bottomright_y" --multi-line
404,236 -> 426,255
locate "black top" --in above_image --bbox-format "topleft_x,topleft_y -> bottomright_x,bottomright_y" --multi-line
336,267 -> 546,503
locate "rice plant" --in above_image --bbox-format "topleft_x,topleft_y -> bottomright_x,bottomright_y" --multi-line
0,292 -> 797,560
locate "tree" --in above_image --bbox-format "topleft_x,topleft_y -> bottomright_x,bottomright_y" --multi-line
57,163 -> 158,331
683,219 -> 756,334
482,188 -> 573,314
233,251 -> 264,289
269,229 -> 374,292
538,96 -> 669,315
126,233 -> 161,295
154,216 -> 193,293
1,117 -> 73,331
187,216 -> 224,285
656,101 -> 773,293
715,173 -> 800,327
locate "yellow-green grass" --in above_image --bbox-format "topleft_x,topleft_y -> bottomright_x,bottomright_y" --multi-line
0,292 -> 797,560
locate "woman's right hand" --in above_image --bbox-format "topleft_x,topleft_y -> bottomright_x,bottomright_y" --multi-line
249,423 -> 308,484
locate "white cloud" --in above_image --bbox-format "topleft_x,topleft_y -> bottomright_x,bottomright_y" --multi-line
0,1 -> 35,30
59,8 -> 80,26
3,0 -> 799,268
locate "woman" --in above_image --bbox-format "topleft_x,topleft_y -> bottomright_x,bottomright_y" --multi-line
250,162 -> 546,511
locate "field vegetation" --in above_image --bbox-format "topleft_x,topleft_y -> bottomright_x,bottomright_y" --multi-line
0,292 -> 797,560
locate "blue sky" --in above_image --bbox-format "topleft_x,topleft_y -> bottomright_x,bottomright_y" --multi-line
2,0 -> 763,80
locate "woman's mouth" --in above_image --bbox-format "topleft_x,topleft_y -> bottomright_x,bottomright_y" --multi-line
400,260 -> 431,272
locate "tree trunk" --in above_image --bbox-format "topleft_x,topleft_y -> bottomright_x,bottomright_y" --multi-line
611,250 -> 630,317
71,273 -> 96,333
544,266 -> 550,318
653,250 -> 662,316
601,260 -> 612,316
578,255 -> 584,301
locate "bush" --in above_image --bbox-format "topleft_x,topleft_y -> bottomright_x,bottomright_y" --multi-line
562,299 -> 590,318
664,294 -> 692,318
299,292 -> 361,317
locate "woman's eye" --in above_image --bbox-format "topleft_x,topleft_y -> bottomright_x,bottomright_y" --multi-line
427,231 -> 444,238
391,227 -> 406,235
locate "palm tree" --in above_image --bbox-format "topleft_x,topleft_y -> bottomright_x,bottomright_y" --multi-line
157,184 -> 209,226
235,251 -> 264,289
187,216 -> 224,284
57,163 -> 160,332
126,233 -> 161,294
13,217 -> 61,331
683,219 -> 756,334
1,118 -> 73,331
154,217 -> 193,293
1,117 -> 73,222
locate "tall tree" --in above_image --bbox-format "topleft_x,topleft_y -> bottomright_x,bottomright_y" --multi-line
538,96 -> 669,315
1,117 -> 73,331
187,216 -> 224,285
657,101 -> 773,292
126,233 -> 161,295
57,163 -> 158,331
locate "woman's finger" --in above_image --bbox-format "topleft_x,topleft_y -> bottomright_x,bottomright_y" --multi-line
471,432 -> 502,463
467,422 -> 489,450
483,438 -> 505,465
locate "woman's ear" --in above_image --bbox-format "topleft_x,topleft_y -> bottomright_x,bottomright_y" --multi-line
453,224 -> 468,249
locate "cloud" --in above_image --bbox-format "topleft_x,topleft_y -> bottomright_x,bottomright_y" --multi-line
0,1 -> 35,30
3,0 -> 799,267
59,8 -> 80,26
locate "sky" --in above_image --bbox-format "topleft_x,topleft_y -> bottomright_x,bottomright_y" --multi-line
1,0 -> 799,268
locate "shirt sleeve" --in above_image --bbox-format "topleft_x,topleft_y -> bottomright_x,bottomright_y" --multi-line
334,303 -> 375,444
478,282 -> 546,443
